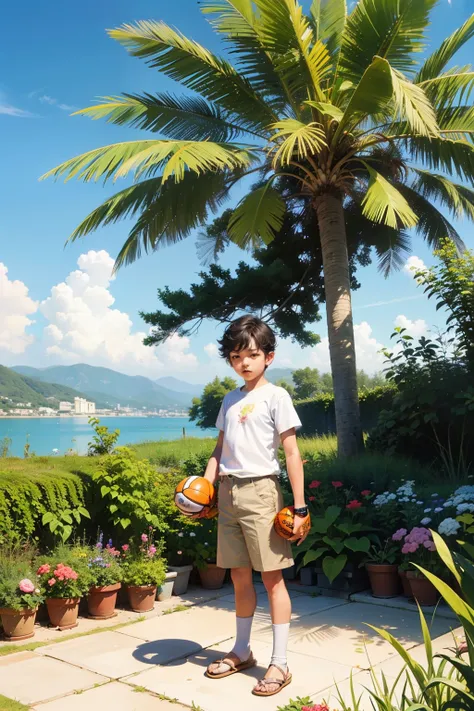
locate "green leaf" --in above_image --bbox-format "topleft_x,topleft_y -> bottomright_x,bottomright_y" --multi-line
345,536 -> 371,553
61,513 -> 73,524
367,623 -> 428,690
302,547 -> 329,567
72,510 -> 81,524
432,530 -> 461,584
109,504 -> 118,514
311,0 -> 347,59
338,56 -> 393,128
322,554 -> 347,583
390,67 -> 439,137
78,507 -> 91,519
417,14 -> 474,83
42,512 -> 54,525
305,101 -> 344,120
49,520 -> 60,533
100,486 -> 110,497
228,182 -> 285,249
361,166 -> 418,229
270,119 -> 326,167
323,536 -> 344,554
61,526 -> 73,542
120,518 -> 131,529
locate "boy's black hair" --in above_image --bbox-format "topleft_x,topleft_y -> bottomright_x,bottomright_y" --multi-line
218,315 -> 276,360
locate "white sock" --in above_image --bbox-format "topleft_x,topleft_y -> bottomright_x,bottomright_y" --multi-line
271,622 -> 290,670
231,615 -> 253,661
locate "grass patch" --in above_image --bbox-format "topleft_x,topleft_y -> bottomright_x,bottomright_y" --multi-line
132,438 -> 216,467
0,454 -> 97,477
162,604 -> 189,615
0,694 -> 29,711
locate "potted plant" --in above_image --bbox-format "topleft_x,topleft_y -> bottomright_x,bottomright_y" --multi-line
187,519 -> 225,590
157,571 -> 178,601
87,534 -> 122,619
397,527 -> 442,606
0,559 -> 43,641
365,538 -> 400,598
121,532 -> 166,612
37,558 -> 89,630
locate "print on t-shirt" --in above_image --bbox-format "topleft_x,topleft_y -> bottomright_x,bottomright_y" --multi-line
238,403 -> 255,424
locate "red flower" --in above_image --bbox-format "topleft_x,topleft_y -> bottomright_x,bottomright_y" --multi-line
346,500 -> 362,510
309,496 -> 316,502
361,489 -> 371,497
309,480 -> 322,489
302,705 -> 330,711
332,481 -> 343,488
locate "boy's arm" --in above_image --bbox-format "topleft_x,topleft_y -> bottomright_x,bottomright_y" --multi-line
204,430 -> 224,486
281,429 -> 308,544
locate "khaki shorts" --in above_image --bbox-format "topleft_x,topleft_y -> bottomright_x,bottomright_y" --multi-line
217,475 -> 294,572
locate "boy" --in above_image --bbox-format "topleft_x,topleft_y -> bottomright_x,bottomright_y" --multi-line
203,315 -> 309,697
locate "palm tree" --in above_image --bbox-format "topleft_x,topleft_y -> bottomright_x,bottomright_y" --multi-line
44,0 -> 474,456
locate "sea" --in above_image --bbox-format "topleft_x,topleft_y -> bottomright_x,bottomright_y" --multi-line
0,417 -> 216,457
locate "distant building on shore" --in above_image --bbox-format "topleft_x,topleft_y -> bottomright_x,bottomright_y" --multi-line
59,401 -> 73,412
74,397 -> 96,415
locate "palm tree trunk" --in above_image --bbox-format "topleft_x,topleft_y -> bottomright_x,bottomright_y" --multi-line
315,192 -> 363,457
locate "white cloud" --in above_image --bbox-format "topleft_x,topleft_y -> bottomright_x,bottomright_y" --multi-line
36,93 -> 77,112
40,250 -> 198,376
310,321 -> 386,374
0,263 -> 38,354
404,255 -> 427,277
394,314 -> 428,338
0,103 -> 35,118
204,343 -> 219,358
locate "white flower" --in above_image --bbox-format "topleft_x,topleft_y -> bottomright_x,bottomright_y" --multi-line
456,503 -> 474,514
189,532 -> 196,537
434,507 -> 443,513
424,508 -> 432,513
431,493 -> 439,497
421,517 -> 432,525
204,542 -> 208,546
416,501 -> 424,506
400,497 -> 409,503
178,533 -> 184,538
438,518 -> 461,536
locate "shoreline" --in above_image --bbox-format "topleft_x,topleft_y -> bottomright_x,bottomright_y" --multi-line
0,414 -> 189,420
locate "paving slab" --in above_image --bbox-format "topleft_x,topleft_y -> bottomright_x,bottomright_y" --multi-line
351,590 -> 458,620
315,669 -> 399,711
253,601 -> 458,667
0,653 -> 107,705
36,630 -> 152,678
374,627 -> 464,677
31,681 -> 187,711
126,638 -> 356,711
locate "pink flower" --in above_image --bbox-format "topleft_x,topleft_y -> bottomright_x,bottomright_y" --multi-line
402,542 -> 419,554
302,705 -> 329,711
361,490 -> 371,497
19,579 -> 35,594
423,540 -> 436,551
121,544 -> 129,552
141,534 -> 148,542
48,578 -> 56,587
332,481 -> 343,488
309,480 -> 321,489
346,500 -> 362,511
177,550 -> 182,555
392,528 -> 408,541
309,496 -> 316,502
37,564 -> 50,575
148,545 -> 157,557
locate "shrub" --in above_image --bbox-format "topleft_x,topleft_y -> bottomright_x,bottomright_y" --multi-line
296,385 -> 396,437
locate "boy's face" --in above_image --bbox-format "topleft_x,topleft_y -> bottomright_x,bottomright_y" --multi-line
229,338 -> 274,382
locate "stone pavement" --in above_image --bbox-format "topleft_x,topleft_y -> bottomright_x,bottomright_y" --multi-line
0,584 -> 463,711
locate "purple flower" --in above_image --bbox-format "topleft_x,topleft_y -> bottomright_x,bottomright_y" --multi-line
392,528 -> 407,541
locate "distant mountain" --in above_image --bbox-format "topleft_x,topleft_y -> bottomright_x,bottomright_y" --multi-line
13,364 -> 193,410
267,368 -> 295,385
155,377 -> 203,398
0,365 -> 89,410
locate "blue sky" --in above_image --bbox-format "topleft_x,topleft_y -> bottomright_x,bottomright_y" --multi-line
0,0 -> 472,384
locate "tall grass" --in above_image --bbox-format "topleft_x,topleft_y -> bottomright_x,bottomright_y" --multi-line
132,437 -> 216,467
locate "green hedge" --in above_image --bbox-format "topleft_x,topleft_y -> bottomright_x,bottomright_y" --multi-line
296,385 -> 396,436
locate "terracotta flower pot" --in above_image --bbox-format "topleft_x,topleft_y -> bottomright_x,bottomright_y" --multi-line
46,597 -> 80,630
126,585 -> 157,612
0,607 -> 37,641
87,583 -> 121,619
399,569 -> 413,598
366,564 -> 400,598
199,563 -> 226,590
407,571 -> 439,606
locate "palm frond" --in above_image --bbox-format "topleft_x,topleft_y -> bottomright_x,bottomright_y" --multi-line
339,0 -> 437,85
396,182 -> 464,250
402,136 -> 474,183
228,181 -> 285,248
374,229 -> 411,277
113,171 -> 230,269
418,67 -> 474,110
361,165 -> 418,229
337,56 -> 393,132
75,93 -> 252,142
311,0 -> 347,60
269,119 -> 326,167
437,105 -> 474,141
42,139 -> 258,185
285,1 -> 331,98
416,13 -> 474,82
109,21 -> 277,133
390,68 -> 438,136
412,169 -> 474,222
200,0 -> 291,112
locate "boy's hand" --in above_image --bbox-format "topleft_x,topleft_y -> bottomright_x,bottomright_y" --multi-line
290,514 -> 311,546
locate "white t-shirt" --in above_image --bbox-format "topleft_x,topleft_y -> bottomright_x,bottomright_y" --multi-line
216,382 -> 302,478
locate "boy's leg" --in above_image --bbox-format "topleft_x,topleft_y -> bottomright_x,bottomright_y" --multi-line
207,566 -> 257,676
253,569 -> 291,694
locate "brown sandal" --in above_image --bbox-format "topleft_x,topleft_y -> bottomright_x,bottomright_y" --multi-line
252,664 -> 292,696
206,652 -> 257,679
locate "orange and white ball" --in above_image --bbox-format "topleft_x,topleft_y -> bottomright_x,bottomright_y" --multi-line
274,506 -> 311,540
174,476 -> 216,516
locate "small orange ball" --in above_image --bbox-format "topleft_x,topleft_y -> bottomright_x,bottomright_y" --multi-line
274,506 -> 311,540
174,476 -> 216,516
